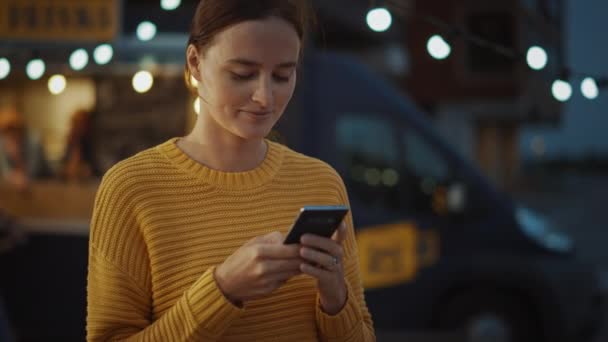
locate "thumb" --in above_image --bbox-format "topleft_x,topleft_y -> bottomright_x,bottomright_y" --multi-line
261,231 -> 284,244
244,235 -> 264,247
331,221 -> 348,244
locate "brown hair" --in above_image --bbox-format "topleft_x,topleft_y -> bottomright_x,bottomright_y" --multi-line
184,0 -> 314,91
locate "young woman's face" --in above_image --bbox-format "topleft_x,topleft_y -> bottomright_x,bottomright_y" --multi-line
188,16 -> 300,140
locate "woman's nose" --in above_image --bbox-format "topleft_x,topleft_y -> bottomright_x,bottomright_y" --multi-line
251,78 -> 274,109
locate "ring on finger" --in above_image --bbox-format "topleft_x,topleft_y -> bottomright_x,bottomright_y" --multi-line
332,256 -> 339,266
326,256 -> 339,271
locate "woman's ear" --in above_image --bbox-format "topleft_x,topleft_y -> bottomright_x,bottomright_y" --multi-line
186,44 -> 202,82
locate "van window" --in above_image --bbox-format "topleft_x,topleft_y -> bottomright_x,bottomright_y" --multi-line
400,127 -> 453,214
336,116 -> 399,164
337,114 -> 456,215
402,129 -> 449,182
336,115 -> 401,210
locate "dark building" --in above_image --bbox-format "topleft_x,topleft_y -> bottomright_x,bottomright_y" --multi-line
400,0 -> 565,187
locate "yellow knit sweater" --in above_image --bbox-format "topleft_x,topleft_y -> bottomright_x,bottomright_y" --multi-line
86,138 -> 375,341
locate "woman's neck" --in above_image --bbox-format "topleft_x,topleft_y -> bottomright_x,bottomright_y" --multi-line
177,118 -> 268,173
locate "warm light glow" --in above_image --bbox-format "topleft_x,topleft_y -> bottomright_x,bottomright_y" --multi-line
137,21 -> 157,41
93,44 -> 113,65
26,59 -> 45,80
194,97 -> 201,114
581,77 -> 599,100
48,75 -> 67,95
69,49 -> 89,71
0,58 -> 10,80
132,71 -> 154,93
526,46 -> 548,70
427,35 -> 451,60
552,79 -> 572,102
366,8 -> 392,32
190,75 -> 199,88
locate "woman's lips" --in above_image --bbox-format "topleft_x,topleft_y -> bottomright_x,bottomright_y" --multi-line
242,110 -> 271,116
241,110 -> 272,118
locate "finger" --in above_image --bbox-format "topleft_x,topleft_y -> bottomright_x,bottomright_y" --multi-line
260,258 -> 303,274
267,270 -> 302,284
300,234 -> 343,258
300,262 -> 333,280
331,221 -> 348,243
256,271 -> 301,294
256,244 -> 301,259
300,247 -> 340,271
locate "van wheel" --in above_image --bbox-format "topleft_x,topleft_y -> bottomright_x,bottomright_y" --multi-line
436,290 -> 542,342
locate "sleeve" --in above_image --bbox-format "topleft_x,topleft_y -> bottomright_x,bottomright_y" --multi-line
86,168 -> 244,342
315,173 -> 376,342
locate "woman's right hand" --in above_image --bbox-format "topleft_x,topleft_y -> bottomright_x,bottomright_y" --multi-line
214,231 -> 302,306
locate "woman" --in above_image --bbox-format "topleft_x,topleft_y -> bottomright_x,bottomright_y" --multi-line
0,106 -> 49,191
60,109 -> 99,181
86,1 -> 375,341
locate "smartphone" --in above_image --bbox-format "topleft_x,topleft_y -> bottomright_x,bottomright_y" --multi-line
283,205 -> 349,244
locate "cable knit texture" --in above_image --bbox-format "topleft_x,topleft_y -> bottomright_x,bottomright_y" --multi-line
86,137 -> 375,341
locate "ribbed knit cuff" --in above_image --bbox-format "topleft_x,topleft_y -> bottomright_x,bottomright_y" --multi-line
316,282 -> 362,340
186,266 -> 244,336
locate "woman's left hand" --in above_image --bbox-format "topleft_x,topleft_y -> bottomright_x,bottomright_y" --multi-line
299,221 -> 348,315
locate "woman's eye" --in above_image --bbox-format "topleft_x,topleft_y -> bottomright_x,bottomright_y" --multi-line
230,72 -> 255,81
273,74 -> 290,83
229,71 -> 290,83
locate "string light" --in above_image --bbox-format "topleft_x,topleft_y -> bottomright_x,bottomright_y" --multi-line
552,79 -> 572,102
48,75 -> 67,95
26,59 -> 45,80
580,77 -> 599,100
0,58 -> 10,80
427,35 -> 451,60
93,44 -> 114,65
382,0 -> 607,101
526,46 -> 548,70
366,7 -> 393,32
161,0 -> 181,11
132,70 -> 154,93
69,49 -> 89,71
137,21 -> 157,41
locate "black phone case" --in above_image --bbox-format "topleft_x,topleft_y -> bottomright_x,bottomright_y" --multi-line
283,206 -> 349,244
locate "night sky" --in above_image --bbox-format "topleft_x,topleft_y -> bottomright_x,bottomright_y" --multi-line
520,0 -> 608,160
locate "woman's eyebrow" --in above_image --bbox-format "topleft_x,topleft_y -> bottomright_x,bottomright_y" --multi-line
227,58 -> 297,68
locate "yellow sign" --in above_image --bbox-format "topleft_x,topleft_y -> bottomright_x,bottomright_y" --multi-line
357,222 -> 440,289
0,0 -> 118,41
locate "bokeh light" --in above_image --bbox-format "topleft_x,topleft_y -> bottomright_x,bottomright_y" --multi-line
48,75 -> 67,95
366,8 -> 392,32
427,35 -> 452,60
132,71 -> 154,93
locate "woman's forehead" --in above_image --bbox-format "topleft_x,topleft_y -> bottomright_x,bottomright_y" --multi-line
206,17 -> 301,66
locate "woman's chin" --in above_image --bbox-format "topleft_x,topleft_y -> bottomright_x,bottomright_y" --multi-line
232,125 -> 273,141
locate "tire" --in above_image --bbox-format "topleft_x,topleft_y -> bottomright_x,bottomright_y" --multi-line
436,289 -> 543,342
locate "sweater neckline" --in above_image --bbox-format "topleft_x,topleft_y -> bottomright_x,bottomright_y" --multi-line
157,137 -> 284,190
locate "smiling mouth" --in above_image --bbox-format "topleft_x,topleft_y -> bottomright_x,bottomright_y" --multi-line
242,110 -> 272,117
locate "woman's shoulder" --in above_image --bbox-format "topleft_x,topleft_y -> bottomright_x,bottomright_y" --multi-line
99,143 -> 169,190
273,141 -> 343,181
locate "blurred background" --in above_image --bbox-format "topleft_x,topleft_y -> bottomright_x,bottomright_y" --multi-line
0,0 -> 606,341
